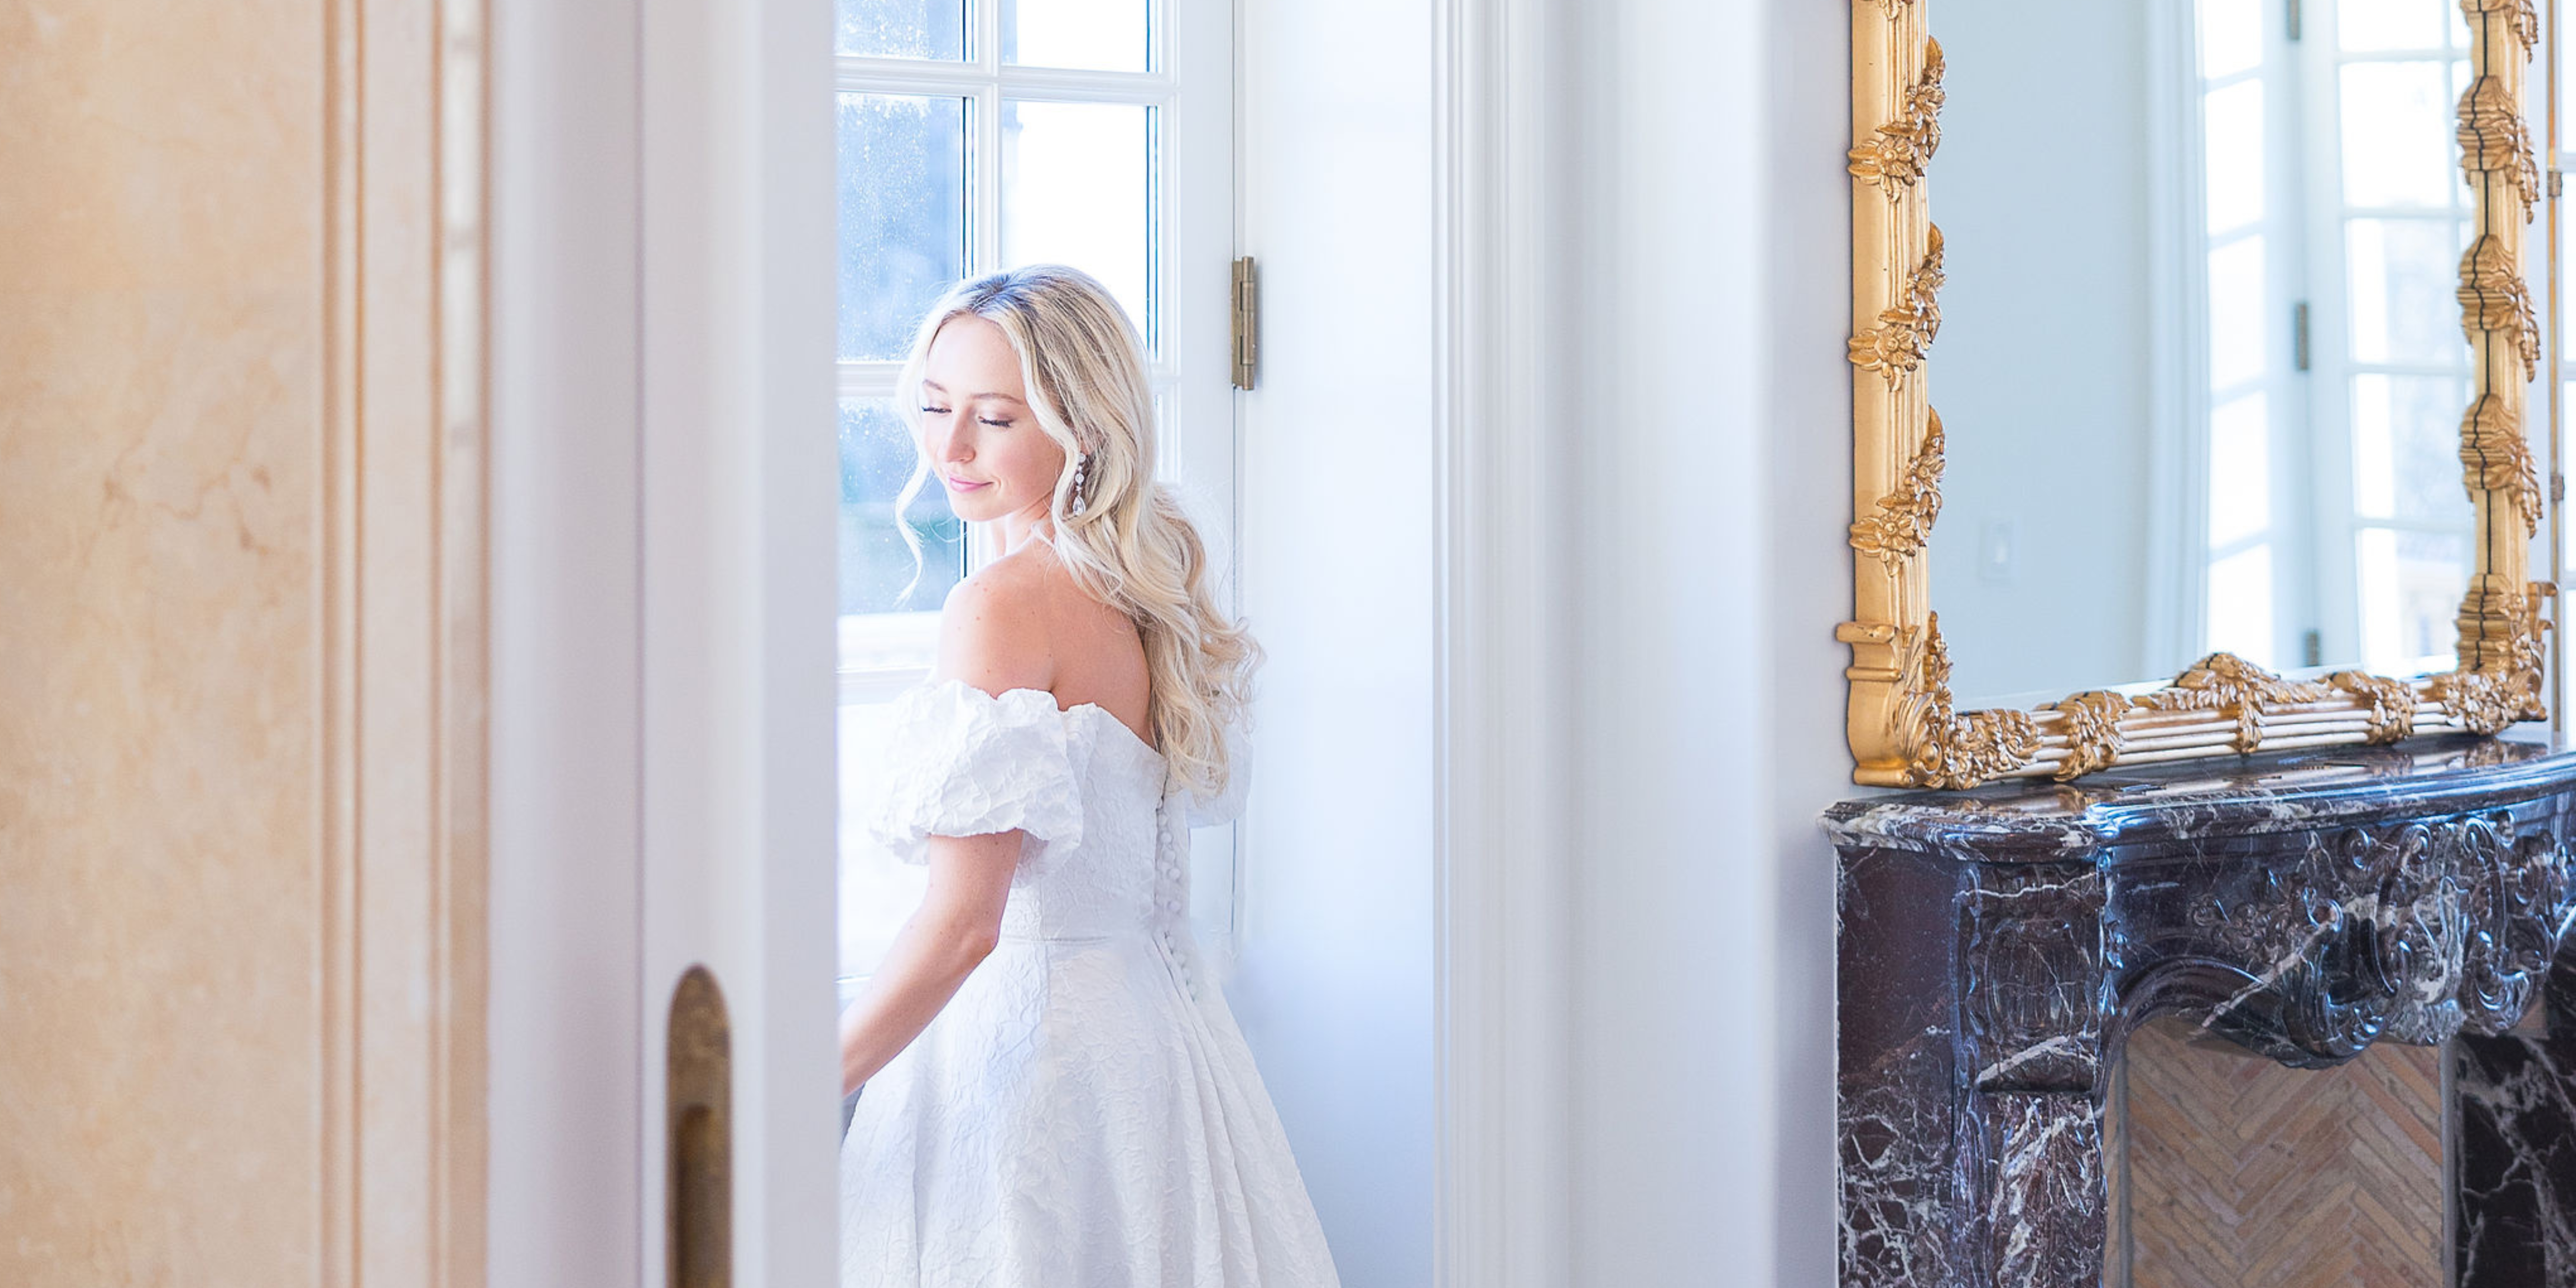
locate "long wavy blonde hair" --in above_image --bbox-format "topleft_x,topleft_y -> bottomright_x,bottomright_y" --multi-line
895,265 -> 1260,799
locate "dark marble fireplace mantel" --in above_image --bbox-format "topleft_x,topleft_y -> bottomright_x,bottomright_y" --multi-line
1828,734 -> 2576,1288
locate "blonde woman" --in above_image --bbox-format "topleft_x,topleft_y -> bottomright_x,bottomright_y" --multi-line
839,266 -> 1341,1287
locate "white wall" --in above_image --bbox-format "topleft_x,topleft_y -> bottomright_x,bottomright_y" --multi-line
1559,0 -> 1776,1277
1559,0 -> 1846,1282
1230,2 -> 1439,1285
1234,0 -> 1852,1282
1764,4 -> 1868,1282
1928,3 -> 2159,705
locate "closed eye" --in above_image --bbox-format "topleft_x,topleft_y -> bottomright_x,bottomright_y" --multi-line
978,417 -> 1013,428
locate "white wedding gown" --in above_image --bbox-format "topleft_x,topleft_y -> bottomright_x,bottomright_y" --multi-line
840,679 -> 1343,1288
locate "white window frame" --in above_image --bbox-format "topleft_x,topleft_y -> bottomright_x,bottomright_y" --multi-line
2150,0 -> 2482,676
2298,0 -> 2480,675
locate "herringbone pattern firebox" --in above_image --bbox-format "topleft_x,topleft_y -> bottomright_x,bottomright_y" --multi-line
2113,1017 -> 2442,1288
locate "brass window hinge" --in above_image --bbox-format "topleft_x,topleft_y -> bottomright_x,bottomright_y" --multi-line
1231,257 -> 1259,391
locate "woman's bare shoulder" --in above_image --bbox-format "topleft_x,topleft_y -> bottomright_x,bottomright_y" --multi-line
934,552 -> 1058,694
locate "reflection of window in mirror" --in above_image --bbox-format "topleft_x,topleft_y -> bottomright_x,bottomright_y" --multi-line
834,0 -> 1232,1006
1927,0 -> 2510,705
2172,0 -> 2478,678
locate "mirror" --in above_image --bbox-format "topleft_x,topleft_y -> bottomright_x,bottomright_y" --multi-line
1841,0 -> 2553,788
1934,0 -> 2486,708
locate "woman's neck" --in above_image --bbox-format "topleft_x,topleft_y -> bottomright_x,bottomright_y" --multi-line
998,505 -> 1053,555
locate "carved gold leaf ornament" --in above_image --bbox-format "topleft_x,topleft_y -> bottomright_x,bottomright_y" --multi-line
1847,227 -> 1947,383
2457,75 -> 2540,224
1847,39 -> 1945,193
2049,691 -> 2133,782
1898,614 -> 2042,789
2458,234 -> 2542,381
2437,666 -> 2540,736
2441,583 -> 2553,732
1850,410 -> 1946,570
2455,580 -> 2553,676
2459,394 -> 2544,538
2137,653 -> 2333,755
2461,0 -> 2542,54
2329,671 -> 2421,745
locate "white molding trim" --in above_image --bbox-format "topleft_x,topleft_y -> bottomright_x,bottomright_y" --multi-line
1433,0 -> 1571,1283
2140,0 -> 2207,675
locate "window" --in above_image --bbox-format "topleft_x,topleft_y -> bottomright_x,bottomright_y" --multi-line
835,0 -> 1235,991
2317,0 -> 2480,675
2174,0 -> 2479,674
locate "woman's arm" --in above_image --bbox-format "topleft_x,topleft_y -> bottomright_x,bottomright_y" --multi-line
839,828 -> 1021,1096
844,552 -> 1056,1096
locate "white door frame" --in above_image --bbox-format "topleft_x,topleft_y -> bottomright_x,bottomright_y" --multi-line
489,0 -> 836,1281
489,0 -> 1551,1280
1430,0 -> 1575,1282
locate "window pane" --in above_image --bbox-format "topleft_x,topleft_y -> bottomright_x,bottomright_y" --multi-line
2338,0 -> 2444,51
2203,79 -> 2264,234
840,94 -> 968,361
2209,393 -> 2269,546
1000,100 -> 1153,341
2208,235 -> 2266,391
840,398 -> 966,616
1003,0 -> 1149,71
836,0 -> 965,59
2208,543 -> 2276,668
2356,527 -> 2467,671
2198,0 -> 2262,78
2344,218 -> 2463,364
2341,62 -> 2456,207
2350,374 -> 2473,524
2564,4 -> 2576,139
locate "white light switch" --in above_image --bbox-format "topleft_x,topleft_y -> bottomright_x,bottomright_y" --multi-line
1979,518 -> 2017,585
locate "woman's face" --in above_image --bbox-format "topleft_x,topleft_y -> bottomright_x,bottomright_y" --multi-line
918,314 -> 1067,529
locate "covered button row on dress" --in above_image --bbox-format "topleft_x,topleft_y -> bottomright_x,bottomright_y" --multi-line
1153,806 -> 1198,1000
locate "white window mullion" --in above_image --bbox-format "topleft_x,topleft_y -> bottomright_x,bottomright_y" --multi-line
838,360 -> 906,401
973,82 -> 1003,276
972,0 -> 1000,73
839,54 -> 1172,97
832,65 -> 987,97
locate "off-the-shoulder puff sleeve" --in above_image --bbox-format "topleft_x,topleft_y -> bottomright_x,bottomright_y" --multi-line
866,680 -> 1084,869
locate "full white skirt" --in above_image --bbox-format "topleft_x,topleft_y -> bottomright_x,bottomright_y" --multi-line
840,934 -> 1342,1288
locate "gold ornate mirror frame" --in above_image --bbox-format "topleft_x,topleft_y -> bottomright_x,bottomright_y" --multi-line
1843,0 -> 2556,788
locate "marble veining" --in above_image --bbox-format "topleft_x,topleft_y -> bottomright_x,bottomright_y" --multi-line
1832,734 -> 2576,1288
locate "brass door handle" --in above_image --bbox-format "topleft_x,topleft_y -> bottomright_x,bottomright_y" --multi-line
668,965 -> 731,1288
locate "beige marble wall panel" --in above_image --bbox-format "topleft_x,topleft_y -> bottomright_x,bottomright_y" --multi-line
0,0 -> 488,1276
0,2 -> 321,1284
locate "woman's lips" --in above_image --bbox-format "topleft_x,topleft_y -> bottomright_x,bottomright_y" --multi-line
944,476 -> 990,492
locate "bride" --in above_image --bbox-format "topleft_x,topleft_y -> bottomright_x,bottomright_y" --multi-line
838,265 -> 1342,1287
